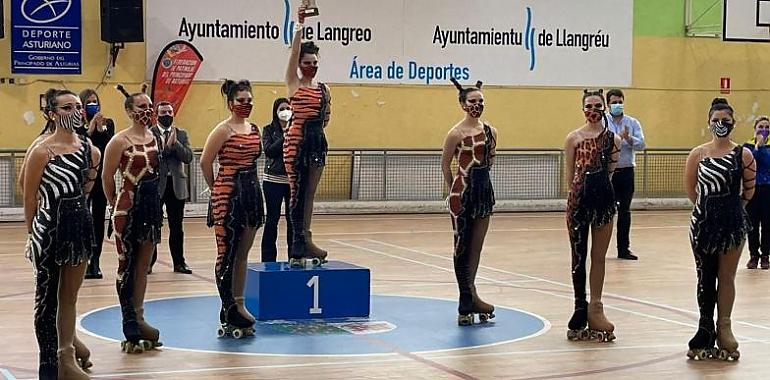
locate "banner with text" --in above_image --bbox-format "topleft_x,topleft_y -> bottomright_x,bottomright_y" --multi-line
11,0 -> 82,74
146,0 -> 632,86
150,41 -> 204,115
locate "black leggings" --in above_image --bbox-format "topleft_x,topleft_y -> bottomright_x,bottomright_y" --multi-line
693,250 -> 718,328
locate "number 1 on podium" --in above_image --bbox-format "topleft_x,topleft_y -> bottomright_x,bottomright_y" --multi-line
307,275 -> 323,314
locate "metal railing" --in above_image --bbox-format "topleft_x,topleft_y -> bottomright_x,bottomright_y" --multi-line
0,148 -> 690,208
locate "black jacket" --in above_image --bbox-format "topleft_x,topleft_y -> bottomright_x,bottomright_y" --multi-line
262,123 -> 287,177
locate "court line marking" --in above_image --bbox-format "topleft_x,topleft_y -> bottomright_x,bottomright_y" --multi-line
13,340 -> 770,379
0,225 -> 691,245
76,292 -> 551,358
365,238 -> 770,334
0,369 -> 17,380
0,211 -> 692,230
331,239 -> 764,343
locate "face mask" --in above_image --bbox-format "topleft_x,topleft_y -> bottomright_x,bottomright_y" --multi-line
277,109 -> 293,121
58,111 -> 83,132
609,103 -> 624,117
133,108 -> 154,127
85,103 -> 100,120
584,109 -> 604,124
710,120 -> 734,138
158,115 -> 174,128
300,66 -> 318,78
232,103 -> 253,119
758,129 -> 770,139
464,103 -> 484,118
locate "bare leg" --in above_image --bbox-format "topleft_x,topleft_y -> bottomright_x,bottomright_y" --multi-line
233,228 -> 258,323
304,166 -> 327,259
467,216 -> 493,313
587,222 -> 615,336
57,262 -> 89,379
588,222 -> 612,303
133,241 -> 160,343
716,244 -> 742,358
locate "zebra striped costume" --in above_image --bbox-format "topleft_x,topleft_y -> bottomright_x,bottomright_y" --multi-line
689,145 -> 751,255
31,135 -> 94,379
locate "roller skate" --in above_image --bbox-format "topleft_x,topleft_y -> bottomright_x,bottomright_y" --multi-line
136,307 -> 163,350
686,321 -> 715,361
120,321 -> 153,354
306,230 -> 328,264
235,296 -> 256,324
715,317 -> 740,361
762,256 -> 770,270
586,301 -> 616,342
457,292 -> 495,326
567,300 -> 590,341
73,335 -> 93,370
288,253 -> 325,268
58,346 -> 90,380
216,306 -> 256,339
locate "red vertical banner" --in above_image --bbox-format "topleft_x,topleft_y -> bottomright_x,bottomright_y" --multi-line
150,41 -> 204,114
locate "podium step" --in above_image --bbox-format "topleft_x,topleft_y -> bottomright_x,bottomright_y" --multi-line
245,260 -> 371,320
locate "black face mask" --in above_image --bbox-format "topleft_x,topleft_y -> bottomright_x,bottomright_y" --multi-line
158,115 -> 174,128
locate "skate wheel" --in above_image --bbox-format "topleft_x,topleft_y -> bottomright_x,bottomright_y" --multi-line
479,314 -> 489,323
731,351 -> 740,361
457,314 -> 473,326
232,329 -> 244,339
139,340 -> 153,351
78,358 -> 93,370
567,330 -> 578,341
578,329 -> 590,340
595,331 -> 605,342
216,327 -> 226,338
717,349 -> 729,361
311,258 -> 322,266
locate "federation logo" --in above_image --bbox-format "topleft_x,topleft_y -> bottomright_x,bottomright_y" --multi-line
21,0 -> 72,24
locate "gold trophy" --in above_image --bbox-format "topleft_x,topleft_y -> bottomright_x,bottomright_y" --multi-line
302,0 -> 320,17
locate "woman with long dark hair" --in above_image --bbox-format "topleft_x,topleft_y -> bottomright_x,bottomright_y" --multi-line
261,97 -> 294,262
78,88 -> 116,279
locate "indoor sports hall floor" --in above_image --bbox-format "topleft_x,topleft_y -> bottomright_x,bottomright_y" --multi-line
1,210 -> 768,379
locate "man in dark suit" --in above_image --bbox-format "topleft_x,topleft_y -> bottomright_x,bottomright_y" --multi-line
150,101 -> 194,274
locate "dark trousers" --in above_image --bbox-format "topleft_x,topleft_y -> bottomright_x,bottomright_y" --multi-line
151,180 -> 186,267
747,185 -> 770,258
261,180 -> 293,262
89,182 -> 107,266
612,167 -> 634,254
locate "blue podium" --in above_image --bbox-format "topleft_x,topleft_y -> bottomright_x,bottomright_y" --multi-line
245,261 -> 371,320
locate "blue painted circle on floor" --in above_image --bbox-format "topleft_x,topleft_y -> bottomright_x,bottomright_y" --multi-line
79,295 -> 548,355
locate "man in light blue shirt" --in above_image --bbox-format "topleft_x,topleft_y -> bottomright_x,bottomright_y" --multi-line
606,89 -> 645,260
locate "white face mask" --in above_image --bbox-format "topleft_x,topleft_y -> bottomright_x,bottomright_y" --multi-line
277,109 -> 293,121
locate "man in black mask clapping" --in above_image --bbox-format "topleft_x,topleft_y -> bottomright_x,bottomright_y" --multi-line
150,101 -> 194,274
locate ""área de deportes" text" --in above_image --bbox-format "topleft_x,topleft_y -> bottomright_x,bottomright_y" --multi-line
349,57 -> 470,84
